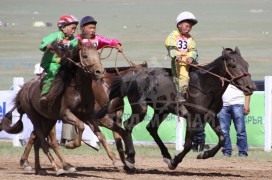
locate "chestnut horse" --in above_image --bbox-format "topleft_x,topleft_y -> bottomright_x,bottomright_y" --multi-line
18,63 -> 147,172
96,47 -> 256,169
1,41 -> 135,175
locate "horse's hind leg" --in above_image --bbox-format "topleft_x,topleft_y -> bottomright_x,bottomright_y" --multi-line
47,126 -> 76,172
33,138 -> 47,175
30,116 -> 65,175
146,111 -> 171,163
20,131 -> 35,171
122,102 -> 148,168
197,115 -> 224,159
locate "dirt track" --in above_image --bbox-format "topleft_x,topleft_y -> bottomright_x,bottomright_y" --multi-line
0,154 -> 271,180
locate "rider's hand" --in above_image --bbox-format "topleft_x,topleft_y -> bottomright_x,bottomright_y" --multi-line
46,44 -> 53,51
175,55 -> 182,63
186,58 -> 194,64
117,44 -> 123,52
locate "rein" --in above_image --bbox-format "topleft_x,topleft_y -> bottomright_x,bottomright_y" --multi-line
99,45 -> 134,76
179,59 -> 250,86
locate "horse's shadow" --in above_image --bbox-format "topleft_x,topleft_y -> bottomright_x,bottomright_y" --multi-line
21,166 -> 243,179
76,166 -> 243,178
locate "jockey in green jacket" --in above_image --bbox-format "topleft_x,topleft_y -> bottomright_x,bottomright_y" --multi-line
40,15 -> 79,106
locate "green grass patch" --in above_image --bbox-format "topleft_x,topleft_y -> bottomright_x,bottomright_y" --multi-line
1,141 -> 272,162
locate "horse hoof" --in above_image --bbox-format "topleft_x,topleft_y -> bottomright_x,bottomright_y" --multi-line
23,165 -> 32,172
63,164 -> 76,172
36,169 -> 47,175
67,166 -> 76,173
113,160 -> 124,169
163,158 -> 176,170
125,160 -> 135,170
65,142 -> 73,149
197,151 -> 205,159
20,160 -> 32,171
56,168 -> 65,176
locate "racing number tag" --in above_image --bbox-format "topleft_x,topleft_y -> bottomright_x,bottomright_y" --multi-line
177,39 -> 188,51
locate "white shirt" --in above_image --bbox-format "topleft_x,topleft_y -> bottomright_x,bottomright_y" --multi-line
222,84 -> 244,106
34,63 -> 44,75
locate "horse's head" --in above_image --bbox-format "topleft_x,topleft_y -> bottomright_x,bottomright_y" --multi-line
222,47 -> 255,95
77,39 -> 105,82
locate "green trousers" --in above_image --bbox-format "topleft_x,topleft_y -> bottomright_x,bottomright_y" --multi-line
41,63 -> 60,96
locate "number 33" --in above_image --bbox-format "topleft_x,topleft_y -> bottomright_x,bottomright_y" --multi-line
177,40 -> 187,50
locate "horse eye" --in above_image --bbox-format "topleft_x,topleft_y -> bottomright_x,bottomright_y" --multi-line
230,64 -> 236,68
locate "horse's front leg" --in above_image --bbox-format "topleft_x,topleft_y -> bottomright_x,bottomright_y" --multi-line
122,102 -> 148,169
61,109 -> 85,149
168,123 -> 197,170
197,114 -> 225,159
86,120 -> 123,169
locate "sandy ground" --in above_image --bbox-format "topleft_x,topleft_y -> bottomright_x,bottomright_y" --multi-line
0,153 -> 272,180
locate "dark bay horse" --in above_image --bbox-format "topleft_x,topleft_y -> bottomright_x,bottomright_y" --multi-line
1,40 -> 135,175
95,47 -> 255,169
18,63 -> 147,172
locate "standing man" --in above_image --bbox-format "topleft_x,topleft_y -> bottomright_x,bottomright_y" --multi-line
218,84 -> 251,157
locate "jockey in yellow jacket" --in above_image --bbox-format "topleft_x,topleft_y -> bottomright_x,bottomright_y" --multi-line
165,11 -> 199,102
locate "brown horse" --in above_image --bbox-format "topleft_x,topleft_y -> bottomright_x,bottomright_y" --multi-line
18,63 -> 147,172
1,40 -> 135,175
96,47 -> 256,169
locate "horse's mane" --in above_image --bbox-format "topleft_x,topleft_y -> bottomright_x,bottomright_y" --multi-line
46,46 -> 79,107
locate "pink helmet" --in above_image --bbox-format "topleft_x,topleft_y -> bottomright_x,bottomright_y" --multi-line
57,15 -> 79,29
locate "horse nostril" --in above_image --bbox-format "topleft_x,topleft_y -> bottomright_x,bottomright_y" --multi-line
95,70 -> 101,75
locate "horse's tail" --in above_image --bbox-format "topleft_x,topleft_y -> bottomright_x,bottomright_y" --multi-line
0,88 -> 24,134
95,76 -> 124,119
1,109 -> 23,134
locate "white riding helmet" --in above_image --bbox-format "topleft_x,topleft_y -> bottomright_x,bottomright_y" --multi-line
176,11 -> 198,26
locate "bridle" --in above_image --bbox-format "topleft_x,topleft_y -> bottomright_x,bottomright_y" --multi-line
223,60 -> 251,85
180,59 -> 251,87
60,48 -> 101,74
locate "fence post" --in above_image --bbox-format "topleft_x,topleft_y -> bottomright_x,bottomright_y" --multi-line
264,76 -> 272,152
12,77 -> 24,147
176,117 -> 184,151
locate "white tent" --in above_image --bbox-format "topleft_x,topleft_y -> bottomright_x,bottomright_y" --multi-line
33,21 -> 46,27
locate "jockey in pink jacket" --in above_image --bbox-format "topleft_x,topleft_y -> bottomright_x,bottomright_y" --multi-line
77,16 -> 123,51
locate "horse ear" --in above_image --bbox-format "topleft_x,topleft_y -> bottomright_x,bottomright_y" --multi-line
77,38 -> 84,49
143,60 -> 148,67
222,47 -> 230,58
235,46 -> 241,55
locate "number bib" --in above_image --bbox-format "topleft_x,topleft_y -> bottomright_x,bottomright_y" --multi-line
176,37 -> 190,53
62,39 -> 71,48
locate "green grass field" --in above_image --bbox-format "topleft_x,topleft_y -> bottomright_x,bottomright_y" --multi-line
1,140 -> 272,162
0,0 -> 271,90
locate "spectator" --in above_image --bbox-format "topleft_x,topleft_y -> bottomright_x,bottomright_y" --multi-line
218,84 -> 251,157
60,122 -> 77,146
192,126 -> 206,152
